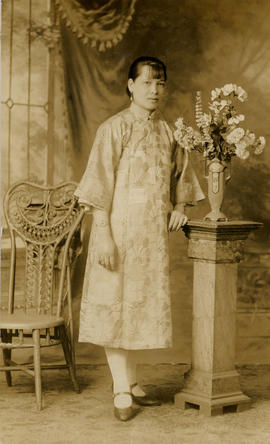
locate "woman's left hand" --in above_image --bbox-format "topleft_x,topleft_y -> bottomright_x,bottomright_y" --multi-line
168,210 -> 188,232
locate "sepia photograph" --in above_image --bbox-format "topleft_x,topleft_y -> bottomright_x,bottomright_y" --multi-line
1,0 -> 270,443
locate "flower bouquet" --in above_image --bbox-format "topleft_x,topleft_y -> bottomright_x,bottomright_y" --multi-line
174,84 -> 266,220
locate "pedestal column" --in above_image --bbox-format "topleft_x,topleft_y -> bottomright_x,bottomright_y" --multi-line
174,220 -> 262,416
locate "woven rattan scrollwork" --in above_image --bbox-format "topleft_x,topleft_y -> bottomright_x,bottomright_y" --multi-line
4,182 -> 83,314
7,183 -> 80,245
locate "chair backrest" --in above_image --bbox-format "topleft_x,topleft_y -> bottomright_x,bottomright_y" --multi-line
4,181 -> 84,316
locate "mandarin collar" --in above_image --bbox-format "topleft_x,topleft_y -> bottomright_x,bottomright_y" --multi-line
129,102 -> 158,122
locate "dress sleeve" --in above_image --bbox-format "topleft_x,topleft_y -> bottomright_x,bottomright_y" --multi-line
171,143 -> 205,206
74,119 -> 122,212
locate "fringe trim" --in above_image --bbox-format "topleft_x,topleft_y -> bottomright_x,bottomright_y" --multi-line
55,0 -> 137,51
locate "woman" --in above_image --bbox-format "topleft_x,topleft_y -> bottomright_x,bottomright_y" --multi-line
75,56 -> 204,421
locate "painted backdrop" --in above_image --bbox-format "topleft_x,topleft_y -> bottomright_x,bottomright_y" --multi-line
59,0 -> 270,364
2,0 -> 270,364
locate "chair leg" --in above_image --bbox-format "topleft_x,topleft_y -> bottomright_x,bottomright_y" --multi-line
32,329 -> 42,411
59,326 -> 80,393
1,329 -> 12,386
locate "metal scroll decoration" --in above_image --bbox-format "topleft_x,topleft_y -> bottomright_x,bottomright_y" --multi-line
55,0 -> 137,51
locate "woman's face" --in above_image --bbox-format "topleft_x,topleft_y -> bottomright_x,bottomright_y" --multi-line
128,65 -> 166,112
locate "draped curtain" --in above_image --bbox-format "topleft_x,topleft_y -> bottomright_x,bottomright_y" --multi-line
57,0 -> 139,177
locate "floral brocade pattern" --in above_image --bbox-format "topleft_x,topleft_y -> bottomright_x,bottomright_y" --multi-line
75,104 -> 204,349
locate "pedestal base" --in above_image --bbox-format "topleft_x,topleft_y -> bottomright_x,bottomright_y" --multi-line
175,390 -> 251,416
175,368 -> 252,416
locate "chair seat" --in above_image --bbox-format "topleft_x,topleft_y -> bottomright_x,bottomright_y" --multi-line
0,312 -> 65,329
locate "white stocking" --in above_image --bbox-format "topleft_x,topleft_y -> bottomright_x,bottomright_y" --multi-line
105,347 -> 132,408
127,351 -> 146,397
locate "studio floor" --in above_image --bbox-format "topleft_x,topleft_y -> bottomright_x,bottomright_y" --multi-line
0,359 -> 270,444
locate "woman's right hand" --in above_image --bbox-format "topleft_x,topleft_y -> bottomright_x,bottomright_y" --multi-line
92,232 -> 117,271
91,208 -> 116,270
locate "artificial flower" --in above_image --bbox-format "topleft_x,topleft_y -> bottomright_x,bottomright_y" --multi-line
228,114 -> 245,125
175,117 -> 184,128
222,83 -> 235,96
236,86 -> 248,102
201,113 -> 212,125
235,145 -> 249,160
224,127 -> 245,144
254,136 -> 266,155
174,84 -> 265,162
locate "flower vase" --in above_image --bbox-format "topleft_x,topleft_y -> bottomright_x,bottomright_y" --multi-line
204,158 -> 231,221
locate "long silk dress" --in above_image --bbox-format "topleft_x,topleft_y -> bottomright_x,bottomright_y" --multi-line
74,102 -> 205,349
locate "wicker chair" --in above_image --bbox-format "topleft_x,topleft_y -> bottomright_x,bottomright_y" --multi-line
0,181 -> 84,410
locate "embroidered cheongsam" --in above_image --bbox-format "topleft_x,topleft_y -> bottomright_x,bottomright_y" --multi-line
75,102 -> 205,349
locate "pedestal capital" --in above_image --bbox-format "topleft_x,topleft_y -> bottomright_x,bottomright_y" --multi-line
183,220 -> 263,263
183,220 -> 263,241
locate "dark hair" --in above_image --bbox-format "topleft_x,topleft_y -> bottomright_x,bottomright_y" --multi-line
126,56 -> 167,96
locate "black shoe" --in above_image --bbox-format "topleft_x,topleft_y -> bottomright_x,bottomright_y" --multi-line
113,391 -> 141,421
131,383 -> 161,407
114,405 -> 140,421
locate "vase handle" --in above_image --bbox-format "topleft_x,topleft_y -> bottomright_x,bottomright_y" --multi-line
204,159 -> 209,179
225,162 -> 231,182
